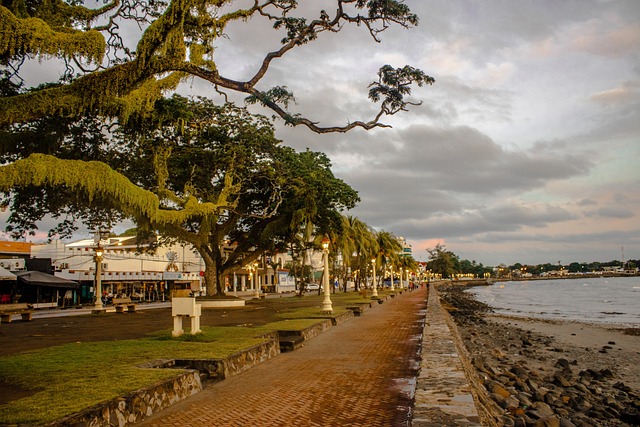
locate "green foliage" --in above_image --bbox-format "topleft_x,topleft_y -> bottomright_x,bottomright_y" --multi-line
0,5 -> 106,63
426,243 -> 458,279
369,65 -> 435,114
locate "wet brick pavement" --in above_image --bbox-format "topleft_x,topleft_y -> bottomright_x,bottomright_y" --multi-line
138,288 -> 429,427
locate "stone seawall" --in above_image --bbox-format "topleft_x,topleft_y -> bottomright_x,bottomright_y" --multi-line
413,283 -> 498,426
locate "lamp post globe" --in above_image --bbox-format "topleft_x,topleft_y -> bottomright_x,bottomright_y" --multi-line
321,237 -> 333,313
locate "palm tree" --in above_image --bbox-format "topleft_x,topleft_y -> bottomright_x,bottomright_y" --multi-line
351,217 -> 378,290
376,230 -> 402,289
329,215 -> 375,291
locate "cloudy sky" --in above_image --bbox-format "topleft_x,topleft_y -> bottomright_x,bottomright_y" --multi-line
3,1 -> 639,266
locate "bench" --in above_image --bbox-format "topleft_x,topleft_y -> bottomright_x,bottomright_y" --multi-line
112,297 -> 137,313
0,303 -> 33,323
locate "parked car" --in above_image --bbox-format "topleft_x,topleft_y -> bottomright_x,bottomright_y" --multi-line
306,284 -> 320,291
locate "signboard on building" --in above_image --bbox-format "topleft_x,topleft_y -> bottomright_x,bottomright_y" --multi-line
163,272 -> 186,281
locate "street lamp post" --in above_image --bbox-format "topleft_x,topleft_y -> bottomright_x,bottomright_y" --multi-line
253,261 -> 260,298
94,245 -> 104,309
321,237 -> 333,313
371,258 -> 378,298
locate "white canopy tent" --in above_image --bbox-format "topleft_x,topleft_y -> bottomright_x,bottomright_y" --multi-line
0,265 -> 17,280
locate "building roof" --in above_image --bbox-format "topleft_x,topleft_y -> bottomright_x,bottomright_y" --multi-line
0,241 -> 38,256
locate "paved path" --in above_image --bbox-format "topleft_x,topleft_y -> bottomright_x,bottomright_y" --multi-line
139,287 -> 429,427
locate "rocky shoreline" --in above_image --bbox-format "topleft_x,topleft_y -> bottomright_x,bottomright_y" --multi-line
438,284 -> 640,427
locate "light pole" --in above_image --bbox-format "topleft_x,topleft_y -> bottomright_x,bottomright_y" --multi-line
321,237 -> 333,313
94,245 -> 104,309
371,258 -> 378,298
389,265 -> 395,291
253,261 -> 260,298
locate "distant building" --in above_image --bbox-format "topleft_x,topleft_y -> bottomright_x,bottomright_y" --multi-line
397,236 -> 412,257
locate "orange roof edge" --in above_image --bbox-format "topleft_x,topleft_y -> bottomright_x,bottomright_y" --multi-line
0,241 -> 39,255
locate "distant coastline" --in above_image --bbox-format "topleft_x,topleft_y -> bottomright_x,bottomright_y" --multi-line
492,272 -> 640,282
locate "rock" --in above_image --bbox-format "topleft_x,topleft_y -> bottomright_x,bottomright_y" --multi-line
553,372 -> 572,388
505,395 -> 521,410
511,366 -> 529,377
488,380 -> 511,399
514,417 -> 526,427
517,392 -> 533,407
613,381 -> 632,393
502,415 -> 516,426
574,383 -> 589,394
530,401 -> 555,418
621,409 -> 640,425
559,418 -> 576,427
491,392 -> 508,408
491,347 -> 507,359
533,416 -> 561,427
527,378 -> 540,392
554,359 -> 570,370
599,368 -> 613,379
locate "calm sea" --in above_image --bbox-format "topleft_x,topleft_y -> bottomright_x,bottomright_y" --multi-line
469,276 -> 640,326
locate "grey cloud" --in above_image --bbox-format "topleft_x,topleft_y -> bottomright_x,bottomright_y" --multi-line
355,124 -> 595,195
586,207 -> 635,219
577,198 -> 598,206
354,198 -> 575,242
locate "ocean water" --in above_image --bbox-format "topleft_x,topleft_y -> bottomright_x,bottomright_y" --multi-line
469,276 -> 640,326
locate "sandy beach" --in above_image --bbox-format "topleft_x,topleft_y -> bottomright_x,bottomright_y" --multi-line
440,284 -> 640,426
489,315 -> 640,390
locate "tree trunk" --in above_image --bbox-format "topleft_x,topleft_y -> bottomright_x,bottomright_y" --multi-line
198,248 -> 224,296
202,267 -> 217,296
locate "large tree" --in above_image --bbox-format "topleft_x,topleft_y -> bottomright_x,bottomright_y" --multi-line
0,96 -> 358,295
427,243 -> 458,279
1,0 -> 433,131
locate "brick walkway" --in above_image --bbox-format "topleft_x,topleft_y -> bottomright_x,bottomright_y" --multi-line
138,287 -> 429,427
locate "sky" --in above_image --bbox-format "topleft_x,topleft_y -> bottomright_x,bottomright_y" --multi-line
2,0 -> 640,266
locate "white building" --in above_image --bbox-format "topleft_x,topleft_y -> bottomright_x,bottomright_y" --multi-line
31,237 -> 203,302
